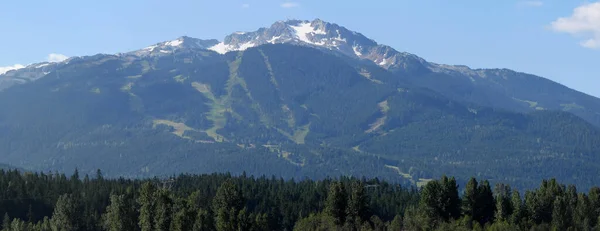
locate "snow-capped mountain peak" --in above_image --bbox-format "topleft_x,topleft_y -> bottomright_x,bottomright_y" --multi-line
200,19 -> 426,72
130,19 -> 448,74
132,36 -> 219,56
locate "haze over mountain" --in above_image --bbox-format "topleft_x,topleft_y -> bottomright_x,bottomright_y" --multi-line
1,19 -> 599,189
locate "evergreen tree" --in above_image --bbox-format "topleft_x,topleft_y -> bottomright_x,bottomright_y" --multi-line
138,182 -> 157,231
325,182 -> 348,226
419,177 -> 460,228
551,196 -> 571,230
212,179 -> 243,214
574,193 -> 593,231
389,214 -> 403,231
530,179 -> 564,224
442,176 -> 461,220
589,187 -> 600,227
236,207 -> 251,231
462,178 -> 478,219
103,194 -> 136,231
254,213 -> 269,231
154,189 -> 173,231
10,218 -> 28,231
346,181 -> 369,226
213,179 -> 243,231
476,180 -> 495,225
50,194 -> 80,231
402,205 -> 429,231
192,208 -> 212,231
3,213 -> 10,231
510,190 -> 523,226
494,183 -> 512,222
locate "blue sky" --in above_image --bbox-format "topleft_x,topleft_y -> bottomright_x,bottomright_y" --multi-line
1,0 -> 599,97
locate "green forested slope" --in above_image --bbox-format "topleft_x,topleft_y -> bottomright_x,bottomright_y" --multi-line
0,44 -> 599,189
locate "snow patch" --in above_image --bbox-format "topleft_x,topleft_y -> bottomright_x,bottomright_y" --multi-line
379,58 -> 388,66
208,41 -> 257,54
334,30 -> 346,42
159,50 -> 170,54
144,45 -> 158,51
268,36 -> 282,44
165,39 -> 183,47
353,45 -> 362,57
36,63 -> 50,68
290,22 -> 326,46
234,31 -> 246,35
237,41 -> 256,51
208,42 -> 230,54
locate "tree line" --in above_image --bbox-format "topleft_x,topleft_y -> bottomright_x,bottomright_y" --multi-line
0,169 -> 599,230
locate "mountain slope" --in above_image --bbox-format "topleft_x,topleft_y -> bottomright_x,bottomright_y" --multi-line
143,18 -> 600,128
1,44 -> 600,189
3,19 -> 599,129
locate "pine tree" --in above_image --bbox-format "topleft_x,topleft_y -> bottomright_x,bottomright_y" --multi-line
441,176 -> 461,220
50,194 -> 80,231
154,189 -> 173,231
510,190 -> 523,226
11,218 -> 29,231
254,213 -> 269,231
3,213 -> 10,231
574,193 -> 593,231
193,208 -> 212,231
389,214 -> 403,231
215,207 -> 236,231
346,181 -> 369,225
325,181 -> 348,226
171,205 -> 190,231
494,183 -> 512,222
103,194 -> 136,231
138,182 -> 157,231
589,187 -> 600,227
462,177 -> 478,219
212,179 -> 243,214
551,196 -> 570,230
476,180 -> 495,225
236,207 -> 251,231
213,179 -> 243,231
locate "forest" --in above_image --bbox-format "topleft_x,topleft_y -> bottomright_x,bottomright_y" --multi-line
0,169 -> 599,231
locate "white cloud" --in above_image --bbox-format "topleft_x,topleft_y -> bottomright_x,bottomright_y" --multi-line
280,2 -> 299,8
550,2 -> 600,49
0,64 -> 25,75
241,3 -> 250,8
47,53 -> 69,63
518,1 -> 543,8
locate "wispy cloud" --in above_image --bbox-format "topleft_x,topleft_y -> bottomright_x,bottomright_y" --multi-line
241,3 -> 250,8
518,0 -> 543,8
47,53 -> 69,62
280,2 -> 300,8
0,64 -> 25,75
550,2 -> 600,49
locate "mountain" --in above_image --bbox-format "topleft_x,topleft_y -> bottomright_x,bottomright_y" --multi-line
166,18 -> 600,128
1,43 -> 600,189
1,19 -> 600,189
4,19 -> 600,129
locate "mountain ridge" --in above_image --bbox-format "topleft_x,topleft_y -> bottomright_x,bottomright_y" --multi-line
1,43 -> 600,189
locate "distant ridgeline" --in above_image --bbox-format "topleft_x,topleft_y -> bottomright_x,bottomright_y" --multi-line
1,169 -> 599,231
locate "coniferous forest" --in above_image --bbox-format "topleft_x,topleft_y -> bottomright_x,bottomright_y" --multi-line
0,169 -> 599,231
